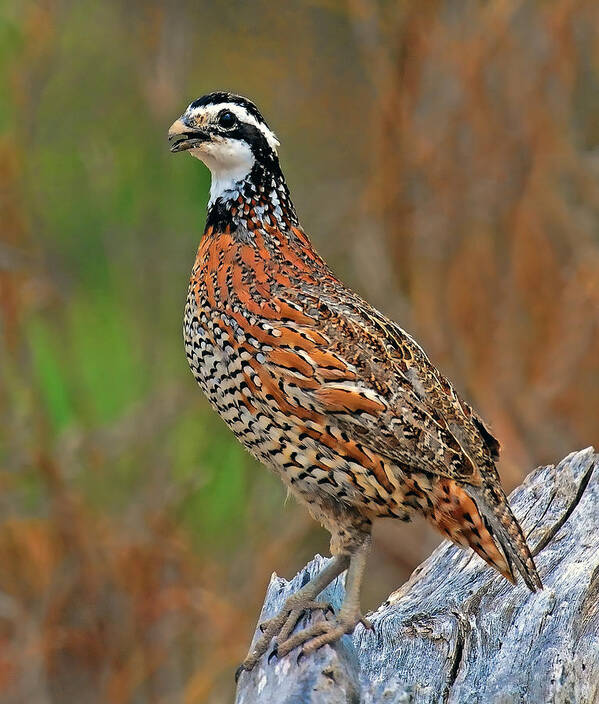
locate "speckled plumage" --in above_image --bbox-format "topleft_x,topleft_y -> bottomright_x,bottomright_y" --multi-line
169,93 -> 541,670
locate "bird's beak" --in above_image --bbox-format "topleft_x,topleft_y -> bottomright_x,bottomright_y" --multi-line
168,117 -> 209,153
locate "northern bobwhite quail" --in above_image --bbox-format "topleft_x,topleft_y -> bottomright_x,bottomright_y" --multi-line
168,92 -> 542,674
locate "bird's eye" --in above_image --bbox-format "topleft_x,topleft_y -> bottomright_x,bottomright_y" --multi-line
218,111 -> 237,129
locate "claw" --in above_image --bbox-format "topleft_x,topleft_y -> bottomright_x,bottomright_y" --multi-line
234,664 -> 245,683
324,604 -> 335,616
258,615 -> 277,633
267,645 -> 279,664
296,648 -> 306,665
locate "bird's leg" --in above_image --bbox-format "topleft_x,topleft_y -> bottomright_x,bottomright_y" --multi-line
239,554 -> 350,673
275,538 -> 372,659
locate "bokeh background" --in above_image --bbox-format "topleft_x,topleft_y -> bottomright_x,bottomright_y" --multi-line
1,0 -> 599,701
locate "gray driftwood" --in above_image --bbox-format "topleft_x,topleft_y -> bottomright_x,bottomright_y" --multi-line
235,448 -> 599,703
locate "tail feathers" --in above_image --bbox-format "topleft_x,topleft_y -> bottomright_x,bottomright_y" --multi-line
429,479 -> 542,592
470,483 -> 542,592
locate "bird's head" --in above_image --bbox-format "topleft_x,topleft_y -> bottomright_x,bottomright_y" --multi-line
168,92 -> 281,204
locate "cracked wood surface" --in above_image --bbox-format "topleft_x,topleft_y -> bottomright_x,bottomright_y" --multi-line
235,448 -> 599,703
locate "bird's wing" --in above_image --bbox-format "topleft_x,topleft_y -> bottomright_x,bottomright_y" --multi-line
260,284 -> 500,485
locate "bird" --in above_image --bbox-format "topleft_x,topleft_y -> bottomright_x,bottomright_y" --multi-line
168,92 -> 542,674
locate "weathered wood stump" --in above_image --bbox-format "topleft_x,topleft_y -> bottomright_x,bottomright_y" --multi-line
236,448 -> 599,703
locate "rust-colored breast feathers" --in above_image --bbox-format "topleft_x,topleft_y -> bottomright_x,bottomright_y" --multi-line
187,225 -> 501,521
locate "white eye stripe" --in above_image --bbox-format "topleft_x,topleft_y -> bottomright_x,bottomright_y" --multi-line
186,102 -> 280,152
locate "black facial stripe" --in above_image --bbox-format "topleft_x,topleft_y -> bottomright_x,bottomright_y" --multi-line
189,92 -> 270,130
228,123 -> 278,165
203,121 -> 280,173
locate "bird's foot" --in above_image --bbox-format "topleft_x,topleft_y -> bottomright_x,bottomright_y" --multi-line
237,599 -> 334,676
258,601 -> 333,635
276,610 -> 371,661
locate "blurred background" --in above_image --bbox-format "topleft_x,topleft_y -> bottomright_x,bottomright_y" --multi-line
1,0 -> 598,701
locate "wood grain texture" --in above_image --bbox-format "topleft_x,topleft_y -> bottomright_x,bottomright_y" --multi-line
236,448 -> 599,703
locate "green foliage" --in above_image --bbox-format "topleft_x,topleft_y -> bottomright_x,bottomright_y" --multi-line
172,410 -> 250,545
0,0 -> 247,545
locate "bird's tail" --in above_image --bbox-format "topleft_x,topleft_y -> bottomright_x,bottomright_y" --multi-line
428,478 -> 542,592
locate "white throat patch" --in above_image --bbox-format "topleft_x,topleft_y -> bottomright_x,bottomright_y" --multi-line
190,137 -> 255,204
184,101 -> 280,205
